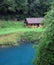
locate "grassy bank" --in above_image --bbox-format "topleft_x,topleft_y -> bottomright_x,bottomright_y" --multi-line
0,30 -> 43,45
0,20 -> 44,45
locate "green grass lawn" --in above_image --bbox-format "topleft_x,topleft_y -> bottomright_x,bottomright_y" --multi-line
0,20 -> 24,28
0,28 -> 44,35
0,20 -> 45,44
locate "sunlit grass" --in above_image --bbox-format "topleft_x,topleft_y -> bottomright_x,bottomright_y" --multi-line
0,32 -> 21,44
0,28 -> 44,35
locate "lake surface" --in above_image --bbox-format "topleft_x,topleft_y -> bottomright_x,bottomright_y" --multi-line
0,43 -> 35,65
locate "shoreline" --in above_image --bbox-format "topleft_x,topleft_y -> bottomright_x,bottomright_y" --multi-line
0,41 -> 37,48
0,43 -> 19,48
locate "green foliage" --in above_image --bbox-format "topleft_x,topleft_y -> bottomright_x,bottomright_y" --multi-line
0,0 -> 28,20
34,2 -> 54,65
0,0 -> 54,20
15,0 -> 28,19
27,0 -> 53,17
21,31 -> 41,43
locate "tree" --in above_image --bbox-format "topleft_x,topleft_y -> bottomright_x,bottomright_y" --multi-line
28,0 -> 53,17
14,0 -> 28,20
0,0 -> 16,20
0,0 -> 54,20
0,0 -> 28,20
34,2 -> 54,65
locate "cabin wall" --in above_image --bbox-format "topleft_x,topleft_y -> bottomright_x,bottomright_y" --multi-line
26,24 -> 43,28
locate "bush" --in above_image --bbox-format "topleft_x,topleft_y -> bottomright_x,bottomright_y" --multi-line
34,2 -> 54,65
21,31 -> 41,43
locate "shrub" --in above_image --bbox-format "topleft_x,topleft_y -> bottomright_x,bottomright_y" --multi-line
34,2 -> 54,65
21,31 -> 41,43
